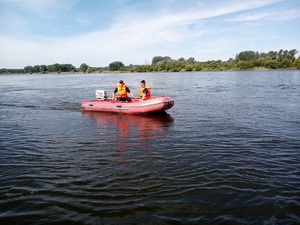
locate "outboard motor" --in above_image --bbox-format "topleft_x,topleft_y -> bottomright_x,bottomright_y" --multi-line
95,90 -> 107,100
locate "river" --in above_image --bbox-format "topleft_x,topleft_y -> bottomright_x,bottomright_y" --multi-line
0,71 -> 299,224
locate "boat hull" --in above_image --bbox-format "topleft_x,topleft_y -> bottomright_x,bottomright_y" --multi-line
81,96 -> 174,114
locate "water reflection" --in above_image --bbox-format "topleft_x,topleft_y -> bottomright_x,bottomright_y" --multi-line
82,112 -> 174,165
82,112 -> 174,143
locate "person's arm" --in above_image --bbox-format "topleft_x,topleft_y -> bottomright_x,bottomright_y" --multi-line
112,88 -> 117,99
127,87 -> 135,98
141,88 -> 148,100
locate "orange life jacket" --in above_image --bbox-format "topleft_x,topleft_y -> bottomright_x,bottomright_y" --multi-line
140,85 -> 151,99
117,83 -> 128,98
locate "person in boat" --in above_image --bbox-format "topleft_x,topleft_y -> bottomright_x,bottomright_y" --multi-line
139,80 -> 151,101
112,80 -> 135,102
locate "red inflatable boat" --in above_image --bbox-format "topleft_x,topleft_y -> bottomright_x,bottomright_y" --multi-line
81,90 -> 174,115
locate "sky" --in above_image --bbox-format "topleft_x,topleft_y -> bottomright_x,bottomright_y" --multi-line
0,0 -> 299,69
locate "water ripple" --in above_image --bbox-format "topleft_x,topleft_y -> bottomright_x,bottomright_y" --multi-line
1,72 -> 300,224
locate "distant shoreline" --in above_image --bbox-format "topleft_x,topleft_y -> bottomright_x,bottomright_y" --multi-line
1,48 -> 300,74
2,68 -> 300,76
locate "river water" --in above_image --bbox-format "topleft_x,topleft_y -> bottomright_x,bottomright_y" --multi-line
0,71 -> 299,224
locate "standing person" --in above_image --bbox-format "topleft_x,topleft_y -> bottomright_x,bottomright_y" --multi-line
139,80 -> 151,100
112,80 -> 135,102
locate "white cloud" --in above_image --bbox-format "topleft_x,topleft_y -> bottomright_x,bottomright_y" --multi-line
76,18 -> 91,26
277,9 -> 300,20
226,9 -> 300,22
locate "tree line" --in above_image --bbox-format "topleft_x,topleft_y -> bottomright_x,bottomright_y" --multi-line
1,49 -> 299,74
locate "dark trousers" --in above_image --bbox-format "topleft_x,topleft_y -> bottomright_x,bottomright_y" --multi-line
117,97 -> 131,102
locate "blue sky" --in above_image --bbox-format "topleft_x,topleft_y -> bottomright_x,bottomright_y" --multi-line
0,0 -> 299,68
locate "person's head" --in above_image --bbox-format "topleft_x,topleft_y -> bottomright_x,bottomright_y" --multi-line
119,80 -> 124,86
140,80 -> 145,87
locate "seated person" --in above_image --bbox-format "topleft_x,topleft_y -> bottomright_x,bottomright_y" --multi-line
139,80 -> 151,100
112,80 -> 135,101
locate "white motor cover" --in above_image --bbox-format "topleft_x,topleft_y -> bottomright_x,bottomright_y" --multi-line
95,90 -> 107,100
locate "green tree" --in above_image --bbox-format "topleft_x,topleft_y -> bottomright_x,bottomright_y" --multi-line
0,68 -> 23,74
236,60 -> 253,70
267,51 -> 278,60
294,58 -> 300,69
109,61 -> 124,71
204,60 -> 222,70
256,57 -> 267,67
48,63 -> 61,73
60,64 -> 67,72
185,64 -> 193,71
287,49 -> 298,61
151,56 -> 171,65
152,56 -> 164,65
40,65 -> 47,73
251,60 -> 261,67
235,51 -> 257,61
80,63 -> 88,73
60,64 -> 76,72
33,65 -> 40,73
87,67 -> 96,73
193,63 -> 202,71
277,49 -> 284,61
280,59 -> 293,68
264,60 -> 279,69
187,57 -> 195,64
24,66 -> 34,74
156,60 -> 167,71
